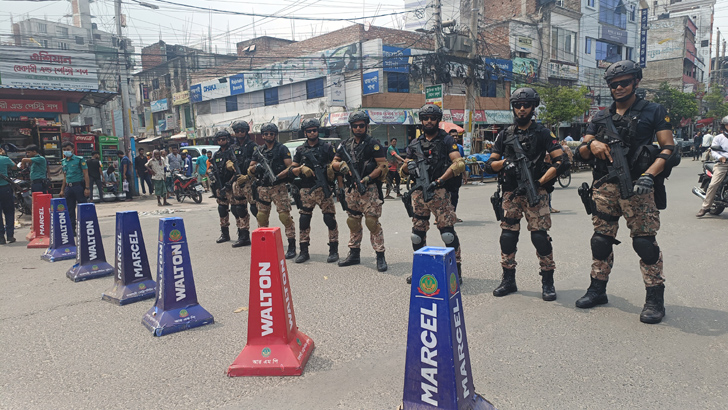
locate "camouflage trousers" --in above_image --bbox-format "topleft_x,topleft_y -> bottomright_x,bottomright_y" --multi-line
411,188 -> 460,263
257,183 -> 296,239
299,186 -> 338,244
344,184 -> 384,252
500,188 -> 555,271
216,188 -> 241,229
590,182 -> 664,287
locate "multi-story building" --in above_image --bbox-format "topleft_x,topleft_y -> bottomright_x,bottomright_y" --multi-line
641,16 -> 702,93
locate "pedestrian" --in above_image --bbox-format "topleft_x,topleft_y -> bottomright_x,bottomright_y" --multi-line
0,147 -> 17,244
117,150 -> 133,201
484,87 -> 570,301
693,131 -> 702,161
331,111 -> 389,271
248,123 -> 298,259
211,130 -> 242,244
146,150 -> 170,206
228,120 -> 258,247
166,147 -> 182,197
135,147 -> 153,194
60,141 -> 90,229
401,104 -> 467,284
448,129 -> 464,220
575,60 -> 679,324
289,118 -> 339,263
696,116 -> 728,217
702,130 -> 713,161
384,138 -> 404,199
86,151 -> 104,201
206,150 -> 215,198
564,134 -> 574,142
181,150 -> 193,177
19,144 -> 48,193
194,149 -> 210,192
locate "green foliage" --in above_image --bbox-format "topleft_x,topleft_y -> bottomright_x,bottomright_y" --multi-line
652,82 -> 698,122
704,86 -> 728,120
534,85 -> 592,128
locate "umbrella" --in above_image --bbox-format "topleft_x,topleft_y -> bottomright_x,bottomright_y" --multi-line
439,122 -> 464,133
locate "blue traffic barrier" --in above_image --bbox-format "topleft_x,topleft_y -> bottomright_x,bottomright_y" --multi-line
102,211 -> 156,305
142,217 -> 213,336
41,198 -> 76,262
66,203 -> 114,282
401,247 -> 497,410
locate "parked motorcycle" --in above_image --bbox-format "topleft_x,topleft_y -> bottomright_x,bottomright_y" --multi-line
173,170 -> 204,203
11,177 -> 32,217
692,161 -> 727,215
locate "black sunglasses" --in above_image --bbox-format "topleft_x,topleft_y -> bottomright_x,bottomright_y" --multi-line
420,115 -> 439,121
351,123 -> 367,129
305,128 -> 318,133
609,79 -> 634,89
263,132 -> 276,136
511,102 -> 533,109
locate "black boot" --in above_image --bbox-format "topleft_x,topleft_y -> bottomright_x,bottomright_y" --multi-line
231,229 -> 251,248
285,238 -> 296,259
540,270 -> 557,301
338,248 -> 360,267
326,242 -> 339,263
493,268 -> 517,297
457,263 -> 463,284
640,284 -> 665,324
216,227 -> 230,243
295,243 -> 310,263
376,251 -> 388,272
575,277 -> 609,308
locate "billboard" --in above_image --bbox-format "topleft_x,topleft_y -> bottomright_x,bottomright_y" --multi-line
0,46 -> 99,89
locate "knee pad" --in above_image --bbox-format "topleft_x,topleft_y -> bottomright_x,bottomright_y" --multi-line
439,226 -> 460,250
235,205 -> 248,218
299,213 -> 312,231
346,216 -> 361,231
257,212 -> 269,227
217,204 -> 228,218
500,229 -> 520,254
323,213 -> 337,230
230,205 -> 241,219
411,229 -> 426,250
250,203 -> 258,217
279,212 -> 293,227
632,236 -> 660,265
365,216 -> 379,232
591,233 -> 615,261
530,230 -> 553,256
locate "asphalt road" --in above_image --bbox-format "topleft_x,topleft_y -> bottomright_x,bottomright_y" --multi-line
1,159 -> 726,410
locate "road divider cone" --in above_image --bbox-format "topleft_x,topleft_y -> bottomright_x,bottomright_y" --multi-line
27,193 -> 52,248
41,198 -> 76,262
102,211 -> 156,305
227,227 -> 314,377
142,217 -> 213,336
400,247 -> 497,410
25,192 -> 41,241
66,203 -> 114,282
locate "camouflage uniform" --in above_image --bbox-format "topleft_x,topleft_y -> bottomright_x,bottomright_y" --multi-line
230,180 -> 250,230
293,140 -> 338,246
411,188 -> 459,262
344,183 -> 384,251
500,187 -> 554,271
256,184 -> 296,239
299,187 -> 338,243
211,147 -> 239,228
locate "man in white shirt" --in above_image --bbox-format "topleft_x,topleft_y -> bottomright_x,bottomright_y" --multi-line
701,131 -> 714,161
696,117 -> 728,217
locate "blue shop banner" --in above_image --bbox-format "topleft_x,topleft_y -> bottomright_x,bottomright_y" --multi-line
363,71 -> 380,95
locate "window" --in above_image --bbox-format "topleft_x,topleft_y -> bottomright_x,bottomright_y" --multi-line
196,101 -> 211,115
556,0 -> 564,6
75,36 -> 84,45
701,40 -> 709,47
37,23 -> 47,33
94,33 -> 101,40
599,0 -> 627,30
41,40 -> 48,48
480,80 -> 505,98
264,87 -> 279,106
551,27 -> 577,62
57,42 -> 68,50
585,37 -> 592,54
225,96 -> 238,112
387,72 -> 410,93
629,4 -> 636,21
56,27 -> 69,37
626,47 -> 633,61
152,78 -> 160,90
306,78 -> 325,99
164,74 -> 171,88
587,0 -> 595,7
596,40 -> 622,63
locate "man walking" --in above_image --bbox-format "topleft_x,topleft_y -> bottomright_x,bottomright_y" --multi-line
0,147 -> 16,244
86,151 -> 104,201
166,147 -> 182,196
146,150 -> 170,207
696,116 -> 728,217
194,149 -> 210,192
384,138 -> 404,199
117,150 -> 133,201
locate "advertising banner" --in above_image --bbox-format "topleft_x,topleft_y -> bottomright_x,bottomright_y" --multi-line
425,84 -> 443,109
151,99 -> 168,113
172,91 -> 189,106
0,99 -> 63,112
512,57 -> 538,83
382,46 -> 411,73
600,26 -> 628,44
484,58 -> 513,81
328,74 -> 346,106
0,46 -> 99,89
327,112 -> 350,127
362,70 -> 380,95
200,79 -> 230,101
366,109 -> 410,124
230,73 -> 245,96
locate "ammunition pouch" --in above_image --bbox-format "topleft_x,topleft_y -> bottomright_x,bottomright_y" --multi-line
402,190 -> 414,218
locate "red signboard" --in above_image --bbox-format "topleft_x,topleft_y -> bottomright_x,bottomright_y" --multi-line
74,134 -> 95,142
0,99 -> 63,112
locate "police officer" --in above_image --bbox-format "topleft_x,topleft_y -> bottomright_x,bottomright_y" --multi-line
229,120 -> 257,247
401,104 -> 467,284
248,123 -> 297,259
576,60 -> 677,324
331,111 -> 389,272
484,88 -> 570,301
20,144 -> 48,193
289,118 -> 339,263
60,141 -> 90,230
211,130 -> 241,244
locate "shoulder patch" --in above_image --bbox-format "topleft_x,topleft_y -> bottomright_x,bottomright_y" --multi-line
452,144 -> 458,150
374,145 -> 380,151
665,116 -> 670,123
552,139 -> 558,145
81,161 -> 86,166
286,151 -> 291,157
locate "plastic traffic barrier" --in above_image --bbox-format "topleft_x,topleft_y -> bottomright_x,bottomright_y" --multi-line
40,198 -> 76,262
27,193 -> 52,248
66,203 -> 114,281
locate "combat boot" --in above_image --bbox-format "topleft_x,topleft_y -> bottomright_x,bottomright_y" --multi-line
493,268 -> 517,297
285,238 -> 296,259
376,251 -> 388,272
216,227 -> 230,243
326,242 -> 339,263
540,270 -> 557,301
231,229 -> 251,248
338,248 -> 360,267
640,284 -> 665,324
575,277 -> 609,308
295,243 -> 310,263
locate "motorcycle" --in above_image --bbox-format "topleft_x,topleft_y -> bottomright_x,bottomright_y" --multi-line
692,161 -> 727,215
173,169 -> 204,204
12,177 -> 32,216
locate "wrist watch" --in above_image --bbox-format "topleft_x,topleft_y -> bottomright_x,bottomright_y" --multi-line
585,140 -> 594,152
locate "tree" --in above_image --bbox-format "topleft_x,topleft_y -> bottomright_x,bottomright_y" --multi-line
652,82 -> 698,122
534,85 -> 592,129
703,86 -> 728,120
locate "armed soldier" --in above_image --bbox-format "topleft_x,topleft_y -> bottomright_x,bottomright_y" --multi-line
248,123 -> 297,259
331,111 -> 389,272
485,88 -> 570,301
575,60 -> 678,324
228,120 -> 257,247
400,104 -> 466,285
211,130 -> 241,244
288,118 -> 339,264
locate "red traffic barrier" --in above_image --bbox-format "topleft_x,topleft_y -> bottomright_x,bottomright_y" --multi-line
25,192 -> 41,241
27,193 -> 51,249
227,227 -> 314,377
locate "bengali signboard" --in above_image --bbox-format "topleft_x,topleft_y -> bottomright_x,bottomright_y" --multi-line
0,99 -> 63,112
150,99 -> 168,113
362,70 -> 380,95
484,110 -> 513,124
516,37 -> 533,53
600,27 -> 628,44
366,109 -> 409,124
0,46 -> 99,89
327,112 -> 351,127
425,84 -> 443,108
382,46 -> 411,73
172,91 -> 189,106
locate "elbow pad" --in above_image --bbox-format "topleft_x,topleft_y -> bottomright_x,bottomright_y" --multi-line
449,157 -> 466,176
377,162 -> 389,182
484,158 -> 497,174
550,155 -> 571,176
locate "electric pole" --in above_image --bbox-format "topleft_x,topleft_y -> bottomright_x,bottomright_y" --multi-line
715,29 -> 720,86
434,0 -> 443,52
115,0 -> 132,150
463,0 -> 479,156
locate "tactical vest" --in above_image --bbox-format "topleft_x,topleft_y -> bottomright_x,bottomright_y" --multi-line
233,139 -> 256,172
592,99 -> 650,180
500,124 -> 553,191
346,135 -> 378,181
298,142 -> 331,187
417,132 -> 454,190
212,148 -> 237,182
261,142 -> 288,177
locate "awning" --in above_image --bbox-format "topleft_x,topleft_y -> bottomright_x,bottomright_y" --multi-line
0,85 -> 117,108
696,118 -> 714,126
138,135 -> 163,143
170,132 -> 187,140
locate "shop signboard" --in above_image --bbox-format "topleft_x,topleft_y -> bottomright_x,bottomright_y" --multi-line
365,109 -> 409,124
382,46 -> 411,73
172,91 -> 189,106
165,114 -> 176,131
450,110 -> 486,123
230,74 -> 245,95
199,79 -> 230,101
640,8 -> 648,68
484,110 -> 513,124
425,84 -> 443,109
0,46 -> 99,90
0,99 -> 63,112
600,26 -> 628,45
151,99 -> 168,113
516,37 -> 533,53
189,84 -> 202,103
484,58 -> 513,81
512,57 -> 538,83
328,74 -> 346,106
548,62 -> 579,80
362,70 -> 380,95
327,112 -> 351,127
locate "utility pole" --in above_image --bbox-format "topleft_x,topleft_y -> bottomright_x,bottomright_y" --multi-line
715,29 -> 720,86
434,0 -> 443,52
463,0 -> 479,156
115,0 -> 131,151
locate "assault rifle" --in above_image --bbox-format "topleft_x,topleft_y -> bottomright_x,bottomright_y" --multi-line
602,118 -> 634,200
505,136 -> 541,207
213,150 -> 239,197
301,150 -> 332,198
405,142 -> 433,202
253,146 -> 277,186
336,142 -> 366,195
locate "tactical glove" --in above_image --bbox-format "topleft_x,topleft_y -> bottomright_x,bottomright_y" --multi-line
338,161 -> 350,175
634,173 -> 654,195
236,174 -> 249,185
503,159 -> 519,178
225,160 -> 236,171
300,165 -> 314,177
